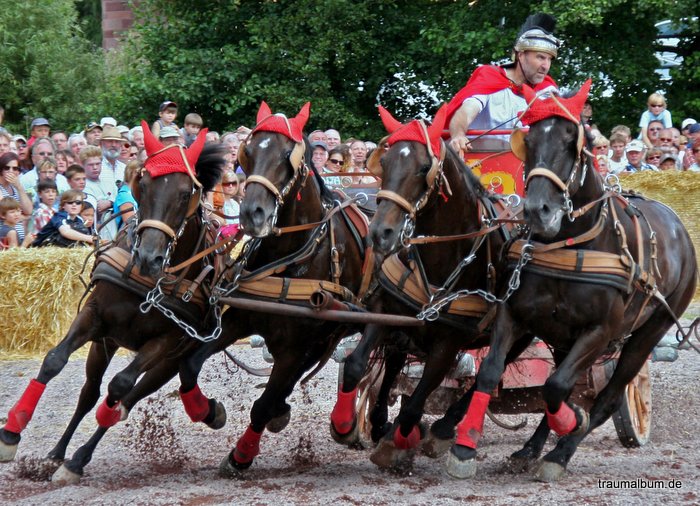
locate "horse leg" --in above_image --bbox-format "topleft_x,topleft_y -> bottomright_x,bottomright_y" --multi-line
425,334 -> 534,459
445,306 -> 525,479
0,305 -> 102,461
52,356 -> 182,485
507,347 -> 567,472
330,323 -> 386,444
371,337 -> 462,469
536,312 -> 673,482
219,341 -> 323,477
46,340 -> 118,462
368,347 -> 406,444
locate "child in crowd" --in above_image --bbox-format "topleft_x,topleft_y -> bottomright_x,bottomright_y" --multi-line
32,190 -> 94,247
32,180 -> 58,232
608,132 -> 628,174
151,100 -> 178,138
639,93 -> 672,147
0,197 -> 32,248
181,113 -> 203,147
80,202 -> 96,233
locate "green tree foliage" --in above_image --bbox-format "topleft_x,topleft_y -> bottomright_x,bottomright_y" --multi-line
0,0 -> 106,135
110,0 -> 697,139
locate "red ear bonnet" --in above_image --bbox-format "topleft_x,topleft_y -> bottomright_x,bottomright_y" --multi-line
141,120 -> 209,178
251,101 -> 311,142
378,104 -> 447,158
520,79 -> 592,125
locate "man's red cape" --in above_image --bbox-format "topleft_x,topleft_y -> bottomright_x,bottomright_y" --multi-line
445,65 -> 557,126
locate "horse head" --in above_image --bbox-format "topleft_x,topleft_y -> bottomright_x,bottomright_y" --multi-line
132,120 -> 225,278
368,104 -> 448,258
518,79 -> 593,238
238,101 -> 311,237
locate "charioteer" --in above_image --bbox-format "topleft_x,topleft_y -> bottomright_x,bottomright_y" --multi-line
446,13 -> 561,154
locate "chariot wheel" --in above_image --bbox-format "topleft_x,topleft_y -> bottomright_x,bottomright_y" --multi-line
605,360 -> 652,447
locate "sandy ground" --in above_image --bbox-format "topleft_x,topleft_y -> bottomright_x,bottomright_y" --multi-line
1,309 -> 699,506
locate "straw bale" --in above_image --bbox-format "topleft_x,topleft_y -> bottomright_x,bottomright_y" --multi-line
618,171 -> 700,300
0,247 -> 94,356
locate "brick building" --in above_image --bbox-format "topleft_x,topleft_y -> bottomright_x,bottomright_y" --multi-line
102,0 -> 134,50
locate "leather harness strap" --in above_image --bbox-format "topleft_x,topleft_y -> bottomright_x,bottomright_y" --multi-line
137,219 -> 177,239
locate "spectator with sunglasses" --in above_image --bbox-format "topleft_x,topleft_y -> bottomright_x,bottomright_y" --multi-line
220,171 -> 240,226
639,93 -> 672,148
32,189 -> 94,247
322,147 -> 346,188
644,120 -> 665,148
0,152 -> 33,242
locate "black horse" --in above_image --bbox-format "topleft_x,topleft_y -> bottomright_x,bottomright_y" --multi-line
329,104 -> 528,468
171,102 -> 368,476
446,81 -> 698,481
0,126 -> 228,484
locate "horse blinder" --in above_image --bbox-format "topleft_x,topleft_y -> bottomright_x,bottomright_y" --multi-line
510,127 -> 527,161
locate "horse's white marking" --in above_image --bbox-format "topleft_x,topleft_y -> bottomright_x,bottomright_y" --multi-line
542,125 -> 553,135
400,146 -> 411,157
260,138 -> 270,149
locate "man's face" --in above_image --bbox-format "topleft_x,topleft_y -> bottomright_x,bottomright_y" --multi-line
626,150 -> 643,167
52,132 -> 68,150
83,157 -> 102,180
131,132 -> 145,149
101,139 -> 123,160
658,129 -> 674,147
32,125 -> 50,138
86,128 -> 102,145
518,51 -> 553,85
309,131 -> 328,144
31,142 -> 55,167
185,123 -> 201,136
611,142 -> 626,159
312,147 -> 328,170
70,137 -> 87,157
68,173 -> 87,190
0,136 -> 10,154
325,130 -> 341,149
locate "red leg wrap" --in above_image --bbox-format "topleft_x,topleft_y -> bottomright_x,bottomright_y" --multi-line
95,397 -> 122,428
393,425 -> 420,450
330,386 -> 357,435
233,425 -> 262,465
179,385 -> 210,422
455,391 -> 491,449
4,379 -> 46,434
546,403 -> 577,436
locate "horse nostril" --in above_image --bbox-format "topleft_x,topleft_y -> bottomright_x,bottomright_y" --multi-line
541,203 -> 551,215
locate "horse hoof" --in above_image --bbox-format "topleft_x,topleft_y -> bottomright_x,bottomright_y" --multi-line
370,438 -> 400,469
51,464 -> 82,486
329,421 -> 360,446
219,453 -> 250,479
206,401 -> 227,430
421,433 -> 453,459
505,455 -> 536,474
266,410 -> 291,433
534,460 -> 566,482
571,405 -> 590,436
0,442 -> 18,462
445,451 -> 477,479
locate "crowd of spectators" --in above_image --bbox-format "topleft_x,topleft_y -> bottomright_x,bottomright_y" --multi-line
1,94 -> 698,249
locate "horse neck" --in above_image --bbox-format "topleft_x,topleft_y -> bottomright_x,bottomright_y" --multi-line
256,176 -> 325,264
413,155 -> 489,284
556,154 -> 606,238
167,216 -> 205,277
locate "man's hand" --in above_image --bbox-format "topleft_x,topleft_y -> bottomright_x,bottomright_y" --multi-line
449,135 -> 472,156
97,199 -> 112,212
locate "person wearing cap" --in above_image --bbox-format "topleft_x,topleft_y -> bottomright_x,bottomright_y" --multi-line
27,118 -> 51,148
152,100 -> 178,139
100,117 -> 117,129
446,13 -> 560,154
658,153 -> 679,171
310,141 -> 329,172
84,121 -> 103,146
681,118 -> 696,137
623,140 -> 657,172
99,126 -> 126,197
158,125 -> 181,147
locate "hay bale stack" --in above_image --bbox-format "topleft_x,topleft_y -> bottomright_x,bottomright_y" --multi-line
0,247 -> 94,355
619,171 -> 700,300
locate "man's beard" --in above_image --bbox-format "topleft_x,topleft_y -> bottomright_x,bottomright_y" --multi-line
103,148 -> 120,160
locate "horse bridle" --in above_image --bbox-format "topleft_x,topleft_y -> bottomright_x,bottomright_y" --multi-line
134,144 -> 204,268
238,119 -> 309,232
515,94 -> 588,222
375,121 -> 447,245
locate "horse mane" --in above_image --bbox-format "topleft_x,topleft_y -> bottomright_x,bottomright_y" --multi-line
195,143 -> 227,192
444,143 -> 488,204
